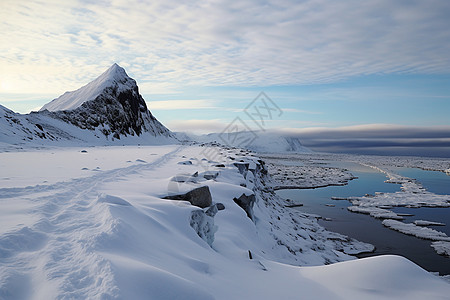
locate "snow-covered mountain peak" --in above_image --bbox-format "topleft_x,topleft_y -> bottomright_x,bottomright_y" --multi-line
28,63 -> 174,141
40,63 -> 135,112
99,63 -> 129,84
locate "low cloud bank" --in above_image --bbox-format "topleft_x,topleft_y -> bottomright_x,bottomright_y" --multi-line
278,125 -> 450,157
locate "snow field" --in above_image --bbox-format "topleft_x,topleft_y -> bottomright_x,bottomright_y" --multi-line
0,145 -> 178,188
1,146 -> 449,299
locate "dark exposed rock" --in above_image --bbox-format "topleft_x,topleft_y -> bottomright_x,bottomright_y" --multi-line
170,173 -> 198,183
201,171 -> 219,180
285,203 -> 304,208
43,86 -> 170,139
205,202 -> 225,217
205,204 -> 218,217
164,186 -> 212,208
234,162 -> 249,177
233,193 -> 256,221
38,64 -> 172,140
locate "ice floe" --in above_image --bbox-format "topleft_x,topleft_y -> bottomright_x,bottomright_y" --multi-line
382,220 -> 450,242
431,241 -> 450,256
347,206 -> 403,220
414,220 -> 446,226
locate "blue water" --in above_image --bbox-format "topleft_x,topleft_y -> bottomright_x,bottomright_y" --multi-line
391,166 -> 450,236
392,207 -> 450,236
393,167 -> 450,195
276,160 -> 450,275
277,162 -> 399,215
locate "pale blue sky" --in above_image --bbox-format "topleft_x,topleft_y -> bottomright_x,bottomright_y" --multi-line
1,0 -> 450,155
142,74 -> 450,132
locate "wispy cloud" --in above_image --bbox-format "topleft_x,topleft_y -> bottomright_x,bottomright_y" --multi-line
282,108 -> 322,114
147,99 -> 218,110
1,0 -> 450,95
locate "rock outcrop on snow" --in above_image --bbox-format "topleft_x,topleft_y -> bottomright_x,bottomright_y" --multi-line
164,186 -> 213,208
233,193 -> 256,221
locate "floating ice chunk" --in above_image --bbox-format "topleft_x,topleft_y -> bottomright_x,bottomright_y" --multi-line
347,206 -> 403,220
413,220 -> 446,226
382,220 -> 450,241
431,241 -> 450,256
397,213 -> 414,217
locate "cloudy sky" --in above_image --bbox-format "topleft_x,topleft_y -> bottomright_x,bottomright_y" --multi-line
1,0 -> 450,156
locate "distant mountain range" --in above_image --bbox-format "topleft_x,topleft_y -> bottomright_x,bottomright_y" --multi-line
185,131 -> 313,153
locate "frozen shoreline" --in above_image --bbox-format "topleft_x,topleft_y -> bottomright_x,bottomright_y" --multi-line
346,160 -> 450,257
262,154 -> 357,190
266,152 -> 450,259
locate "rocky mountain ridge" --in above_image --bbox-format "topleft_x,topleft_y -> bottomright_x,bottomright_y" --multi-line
0,64 -> 174,147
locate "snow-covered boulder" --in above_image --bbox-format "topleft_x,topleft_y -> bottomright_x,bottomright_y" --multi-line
190,209 -> 217,246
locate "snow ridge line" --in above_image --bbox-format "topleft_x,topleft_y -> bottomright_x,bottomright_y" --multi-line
0,145 -> 184,299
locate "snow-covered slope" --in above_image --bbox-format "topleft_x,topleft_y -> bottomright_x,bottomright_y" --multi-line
0,65 -> 174,148
41,64 -> 134,112
1,145 -> 449,299
191,131 -> 312,153
0,104 -> 69,147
